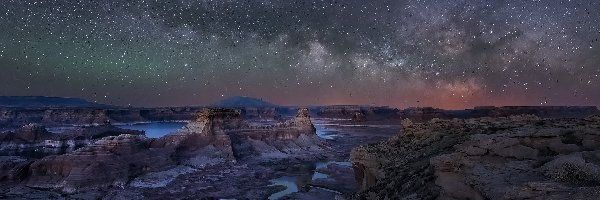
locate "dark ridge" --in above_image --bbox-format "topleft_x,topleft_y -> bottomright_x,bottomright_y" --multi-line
211,96 -> 277,108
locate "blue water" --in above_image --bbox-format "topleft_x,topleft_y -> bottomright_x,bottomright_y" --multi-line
268,176 -> 299,200
46,126 -> 79,133
314,123 -> 341,140
268,161 -> 353,199
116,122 -> 186,138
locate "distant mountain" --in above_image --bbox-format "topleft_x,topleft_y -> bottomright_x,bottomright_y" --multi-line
212,96 -> 277,108
0,96 -> 110,108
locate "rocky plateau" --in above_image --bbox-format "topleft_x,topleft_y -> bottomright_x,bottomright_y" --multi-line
350,115 -> 600,200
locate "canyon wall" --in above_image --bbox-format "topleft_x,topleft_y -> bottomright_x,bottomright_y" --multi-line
1,108 -> 324,194
0,123 -> 144,158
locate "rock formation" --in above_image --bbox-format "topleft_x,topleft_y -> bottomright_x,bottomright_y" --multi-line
229,108 -> 323,160
350,115 -> 600,200
155,108 -> 245,166
0,108 -> 324,195
24,134 -> 173,193
0,124 -> 53,144
0,108 -> 112,128
0,124 -> 144,157
157,108 -> 323,163
352,112 -> 367,122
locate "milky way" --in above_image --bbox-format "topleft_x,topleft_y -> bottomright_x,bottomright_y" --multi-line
0,0 -> 599,108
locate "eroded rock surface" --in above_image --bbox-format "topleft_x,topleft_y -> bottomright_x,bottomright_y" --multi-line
24,134 -> 173,193
0,123 -> 144,157
1,108 -> 325,197
350,115 -> 600,200
156,108 -> 324,163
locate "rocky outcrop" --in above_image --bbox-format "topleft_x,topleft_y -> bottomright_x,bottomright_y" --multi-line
352,112 -> 367,122
0,124 -> 53,144
350,115 -> 600,200
154,108 -> 245,165
157,108 -> 323,162
229,108 -> 324,160
0,156 -> 29,182
24,134 -> 173,193
0,124 -> 144,157
0,108 -> 112,128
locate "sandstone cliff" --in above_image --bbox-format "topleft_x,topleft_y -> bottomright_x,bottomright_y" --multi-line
1,108 -> 324,194
24,134 -> 173,193
351,115 -> 600,200
155,108 -> 245,166
157,108 -> 322,163
230,108 -> 323,160
0,123 -> 144,157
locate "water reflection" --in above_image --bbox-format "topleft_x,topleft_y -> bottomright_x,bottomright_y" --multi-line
268,176 -> 299,200
269,161 -> 353,199
115,122 -> 186,138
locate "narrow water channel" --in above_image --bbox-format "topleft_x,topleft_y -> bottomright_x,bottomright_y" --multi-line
268,161 -> 352,199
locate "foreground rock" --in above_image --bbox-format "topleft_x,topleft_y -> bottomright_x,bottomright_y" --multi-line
350,115 -> 600,200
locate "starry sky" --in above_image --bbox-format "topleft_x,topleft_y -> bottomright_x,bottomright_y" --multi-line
0,0 -> 599,109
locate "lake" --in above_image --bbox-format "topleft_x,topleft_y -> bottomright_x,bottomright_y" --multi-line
115,122 -> 187,138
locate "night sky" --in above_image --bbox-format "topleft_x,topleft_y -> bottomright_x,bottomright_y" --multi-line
0,0 -> 599,109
